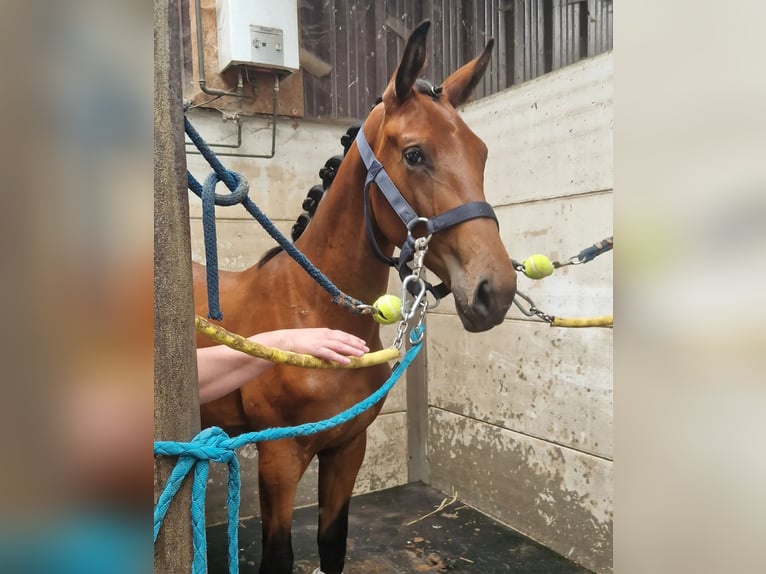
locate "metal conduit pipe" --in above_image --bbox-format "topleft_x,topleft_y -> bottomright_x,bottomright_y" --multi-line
184,70 -> 244,149
186,71 -> 279,159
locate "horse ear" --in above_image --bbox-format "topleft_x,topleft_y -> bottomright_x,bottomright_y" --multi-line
441,38 -> 495,108
385,20 -> 431,106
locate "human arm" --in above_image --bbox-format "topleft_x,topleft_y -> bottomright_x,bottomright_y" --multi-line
197,328 -> 369,405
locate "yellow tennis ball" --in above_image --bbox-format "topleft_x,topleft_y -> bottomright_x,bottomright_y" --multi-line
523,254 -> 554,279
372,294 -> 402,324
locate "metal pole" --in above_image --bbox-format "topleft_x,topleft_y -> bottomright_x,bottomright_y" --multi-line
154,0 -> 201,572
407,318 -> 430,484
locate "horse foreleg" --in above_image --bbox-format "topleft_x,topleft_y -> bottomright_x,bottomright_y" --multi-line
257,440 -> 307,574
316,431 -> 367,574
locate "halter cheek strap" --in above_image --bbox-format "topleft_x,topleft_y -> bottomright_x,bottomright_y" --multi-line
355,127 -> 499,296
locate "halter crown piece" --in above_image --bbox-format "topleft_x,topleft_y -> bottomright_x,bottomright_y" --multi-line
355,126 -> 499,299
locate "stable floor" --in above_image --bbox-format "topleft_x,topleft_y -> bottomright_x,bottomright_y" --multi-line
208,482 -> 592,573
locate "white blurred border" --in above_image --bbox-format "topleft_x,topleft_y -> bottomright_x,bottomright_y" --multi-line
616,1 -> 766,573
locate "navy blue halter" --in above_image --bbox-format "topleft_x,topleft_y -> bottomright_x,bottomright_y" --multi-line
355,126 -> 499,299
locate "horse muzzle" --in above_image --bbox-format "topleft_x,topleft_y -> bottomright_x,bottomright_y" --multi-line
455,273 -> 517,332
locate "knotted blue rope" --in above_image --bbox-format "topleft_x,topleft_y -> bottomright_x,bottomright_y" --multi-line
572,235 -> 613,264
185,117 -> 367,319
154,326 -> 423,574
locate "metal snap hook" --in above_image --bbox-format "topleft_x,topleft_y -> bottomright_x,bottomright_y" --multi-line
401,275 -> 427,320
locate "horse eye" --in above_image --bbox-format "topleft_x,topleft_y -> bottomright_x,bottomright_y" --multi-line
403,147 -> 424,166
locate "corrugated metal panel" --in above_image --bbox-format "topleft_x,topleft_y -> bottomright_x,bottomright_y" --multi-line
301,0 -> 612,119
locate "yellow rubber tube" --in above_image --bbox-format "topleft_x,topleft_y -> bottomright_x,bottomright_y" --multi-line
550,316 -> 613,328
195,315 -> 401,368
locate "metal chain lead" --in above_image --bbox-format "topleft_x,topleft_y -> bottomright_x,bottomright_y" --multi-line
393,235 -> 432,350
513,290 -> 555,324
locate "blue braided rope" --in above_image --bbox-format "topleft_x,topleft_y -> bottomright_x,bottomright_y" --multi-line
575,236 -> 613,264
185,117 -> 366,313
154,329 -> 423,574
201,173 -> 222,320
185,117 -> 240,191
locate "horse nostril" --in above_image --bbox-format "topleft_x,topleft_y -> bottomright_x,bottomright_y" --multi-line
473,279 -> 493,318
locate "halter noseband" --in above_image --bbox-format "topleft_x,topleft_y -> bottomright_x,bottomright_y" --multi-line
355,126 -> 498,299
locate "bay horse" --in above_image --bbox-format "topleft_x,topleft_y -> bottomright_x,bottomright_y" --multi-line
193,21 -> 517,574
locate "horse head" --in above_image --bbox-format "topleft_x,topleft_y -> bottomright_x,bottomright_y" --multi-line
359,20 -> 517,332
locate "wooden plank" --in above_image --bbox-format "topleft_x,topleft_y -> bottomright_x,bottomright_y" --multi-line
570,2 -> 576,63
537,0 -> 548,75
586,0 -> 596,55
573,0 -> 581,60
606,0 -> 613,50
513,0 -> 525,84
335,0 -> 349,118
561,0 -> 567,66
443,0 -> 451,80
429,0 -> 443,82
449,0 -> 458,74
524,0 -> 531,80
598,0 -> 605,53
387,0 -> 400,81
536,0 -> 545,74
533,0 -> 541,77
552,0 -> 561,69
428,409 -> 613,573
154,1 -> 199,571
496,0 -> 508,90
385,14 -> 409,39
348,1 -> 359,118
564,0 -> 570,65
536,0 -> 543,76
490,0 -> 498,95
306,0 -> 334,117
474,0 -> 484,94
462,0 -> 474,88
328,1 -> 339,118
363,2 -> 377,111
375,0 -> 389,97
570,1 -> 576,63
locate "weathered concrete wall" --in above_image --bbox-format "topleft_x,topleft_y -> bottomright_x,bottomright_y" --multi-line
426,52 -> 613,573
185,110 -> 408,523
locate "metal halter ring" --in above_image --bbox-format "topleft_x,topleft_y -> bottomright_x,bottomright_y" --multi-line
406,216 -> 432,242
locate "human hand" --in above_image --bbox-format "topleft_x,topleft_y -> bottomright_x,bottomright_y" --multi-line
256,328 -> 370,365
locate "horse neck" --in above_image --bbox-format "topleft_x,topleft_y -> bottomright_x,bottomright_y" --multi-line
295,117 -> 393,304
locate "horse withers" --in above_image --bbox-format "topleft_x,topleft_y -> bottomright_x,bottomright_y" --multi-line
193,20 -> 517,574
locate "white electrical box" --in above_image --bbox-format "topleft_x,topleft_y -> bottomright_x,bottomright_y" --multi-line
216,0 -> 299,75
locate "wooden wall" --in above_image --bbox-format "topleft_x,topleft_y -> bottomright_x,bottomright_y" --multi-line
300,0 -> 614,120
425,52 -> 614,573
